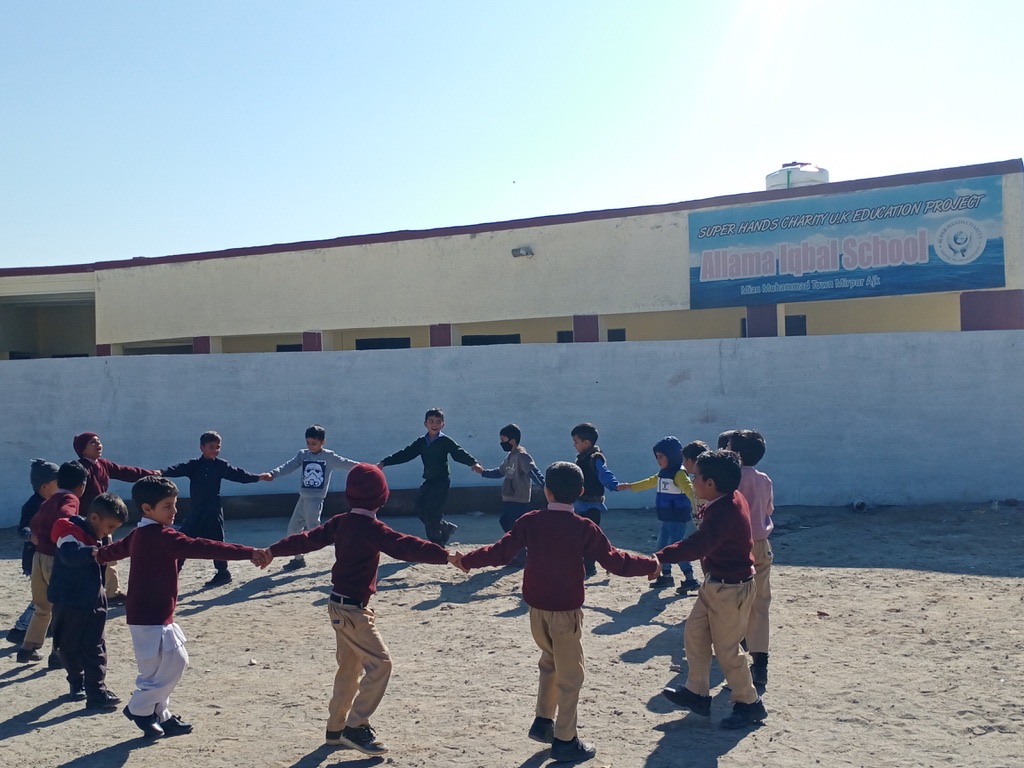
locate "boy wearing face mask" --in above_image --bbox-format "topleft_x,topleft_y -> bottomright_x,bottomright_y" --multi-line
476,423 -> 545,533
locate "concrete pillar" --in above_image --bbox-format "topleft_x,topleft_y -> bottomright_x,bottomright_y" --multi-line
746,305 -> 779,337
302,331 -> 323,351
572,314 -> 600,342
960,289 -> 1024,330
429,324 -> 452,347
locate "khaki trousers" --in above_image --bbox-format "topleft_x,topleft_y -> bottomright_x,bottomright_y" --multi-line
683,579 -> 758,704
746,539 -> 773,654
327,601 -> 393,731
23,553 -> 55,651
529,607 -> 585,741
105,562 -> 120,598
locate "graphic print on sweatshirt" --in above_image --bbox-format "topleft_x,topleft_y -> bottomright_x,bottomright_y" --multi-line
302,460 -> 327,489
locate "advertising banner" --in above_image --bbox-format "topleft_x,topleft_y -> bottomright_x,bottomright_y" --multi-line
689,174 -> 1004,309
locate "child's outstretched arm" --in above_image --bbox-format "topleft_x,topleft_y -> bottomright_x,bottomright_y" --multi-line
594,456 -> 622,491
618,475 -> 658,493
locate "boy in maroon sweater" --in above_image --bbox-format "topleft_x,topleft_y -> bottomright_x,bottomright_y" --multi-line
97,476 -> 270,739
657,449 -> 768,729
267,463 -> 452,757
74,432 -> 160,603
18,461 -> 89,665
456,461 -> 659,764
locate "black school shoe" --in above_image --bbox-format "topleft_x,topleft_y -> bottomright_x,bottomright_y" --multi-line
662,686 -> 712,716
327,725 -> 389,756
204,570 -> 232,588
160,714 -> 193,736
124,706 -> 165,738
720,698 -> 768,729
48,653 -> 63,670
69,679 -> 87,701
439,520 -> 458,546
550,736 -> 597,763
6,627 -> 26,644
16,648 -> 42,664
85,689 -> 122,711
528,716 -> 554,744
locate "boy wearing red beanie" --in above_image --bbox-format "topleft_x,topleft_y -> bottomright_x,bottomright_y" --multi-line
267,463 -> 454,756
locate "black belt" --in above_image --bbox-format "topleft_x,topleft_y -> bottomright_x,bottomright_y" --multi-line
330,594 -> 367,608
707,575 -> 753,585
580,495 -> 605,503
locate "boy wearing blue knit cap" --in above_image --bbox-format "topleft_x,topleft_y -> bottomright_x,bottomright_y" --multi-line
619,437 -> 700,592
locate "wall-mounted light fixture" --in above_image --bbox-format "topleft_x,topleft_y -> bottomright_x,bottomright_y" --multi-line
511,246 -> 533,258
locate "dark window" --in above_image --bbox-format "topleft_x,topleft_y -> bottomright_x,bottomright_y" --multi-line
607,328 -> 626,342
8,351 -> 34,360
785,315 -> 807,336
556,330 -> 574,343
51,353 -> 89,358
276,344 -> 303,352
461,334 -> 521,346
356,337 -> 412,350
740,318 -> 748,338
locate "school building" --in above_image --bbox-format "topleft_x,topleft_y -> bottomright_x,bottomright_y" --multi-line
2,158 -> 1022,360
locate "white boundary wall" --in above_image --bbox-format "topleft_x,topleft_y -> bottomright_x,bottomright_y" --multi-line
1,331 -> 1019,527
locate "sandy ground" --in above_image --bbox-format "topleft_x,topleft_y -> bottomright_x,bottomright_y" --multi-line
1,502 -> 1022,768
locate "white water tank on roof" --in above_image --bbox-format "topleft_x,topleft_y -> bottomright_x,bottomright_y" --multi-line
766,162 -> 829,190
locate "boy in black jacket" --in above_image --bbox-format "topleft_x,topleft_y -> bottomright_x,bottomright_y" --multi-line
49,492 -> 129,709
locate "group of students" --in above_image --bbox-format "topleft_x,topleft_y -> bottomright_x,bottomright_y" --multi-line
6,410 -> 775,764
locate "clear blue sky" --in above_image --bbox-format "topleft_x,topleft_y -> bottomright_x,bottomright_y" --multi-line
2,1 -> 1020,268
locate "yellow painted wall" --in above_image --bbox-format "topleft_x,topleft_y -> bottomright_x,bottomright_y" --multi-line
93,212 -> 691,345
331,326 -> 431,350
791,293 -> 960,335
601,308 -> 747,340
221,334 -> 303,353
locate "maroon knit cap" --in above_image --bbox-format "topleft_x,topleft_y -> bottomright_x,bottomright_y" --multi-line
73,432 -> 99,457
345,463 -> 389,510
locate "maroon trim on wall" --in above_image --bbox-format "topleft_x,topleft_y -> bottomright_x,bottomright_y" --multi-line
192,336 -> 212,354
746,305 -> 778,338
572,315 -> 600,343
302,331 -> 323,351
429,324 -> 452,347
96,344 -> 112,357
960,289 -> 1024,331
2,160 -> 1019,279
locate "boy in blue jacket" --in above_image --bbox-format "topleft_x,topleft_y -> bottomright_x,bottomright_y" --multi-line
619,436 -> 700,592
49,492 -> 129,709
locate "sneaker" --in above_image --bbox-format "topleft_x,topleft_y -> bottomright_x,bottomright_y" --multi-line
48,653 -> 63,670
550,736 -> 597,763
16,649 -> 43,664
204,571 -> 233,588
677,577 -> 701,592
69,679 -> 87,701
333,725 -> 389,756
528,716 -> 554,744
124,706 -> 165,738
6,627 -> 26,644
160,714 -> 193,736
86,690 -> 122,711
662,686 -> 712,717
720,698 -> 768,729
439,520 -> 458,546
107,591 -> 127,606
648,575 -> 674,589
281,558 -> 306,572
